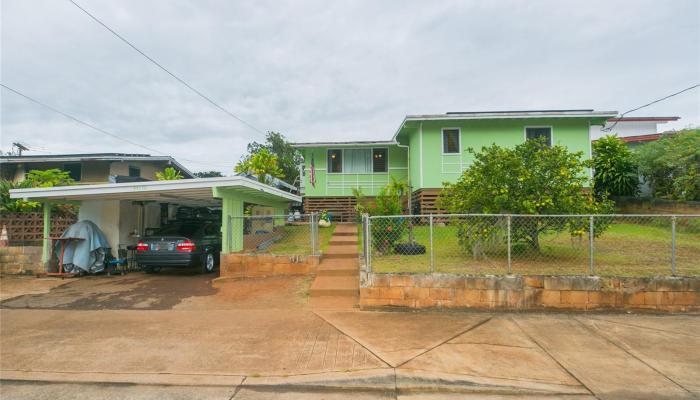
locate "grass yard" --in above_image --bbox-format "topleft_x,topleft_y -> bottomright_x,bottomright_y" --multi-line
369,222 -> 700,277
253,224 -> 335,255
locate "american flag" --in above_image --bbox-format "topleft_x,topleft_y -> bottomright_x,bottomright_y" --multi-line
310,153 -> 316,188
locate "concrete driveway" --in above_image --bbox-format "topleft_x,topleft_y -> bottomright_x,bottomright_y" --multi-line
1,273 -> 699,399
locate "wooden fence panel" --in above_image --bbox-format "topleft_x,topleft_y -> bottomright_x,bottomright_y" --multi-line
0,212 -> 77,243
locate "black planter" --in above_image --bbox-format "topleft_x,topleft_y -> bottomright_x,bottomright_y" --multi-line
394,242 -> 426,255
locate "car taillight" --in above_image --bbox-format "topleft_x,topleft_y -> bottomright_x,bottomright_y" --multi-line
136,241 -> 148,251
176,239 -> 196,252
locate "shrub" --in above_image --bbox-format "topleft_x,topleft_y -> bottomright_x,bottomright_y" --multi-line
592,135 -> 639,197
439,138 -> 613,256
636,129 -> 700,201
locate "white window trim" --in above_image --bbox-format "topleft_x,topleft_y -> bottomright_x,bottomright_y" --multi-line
441,127 -> 461,155
524,125 -> 554,146
372,147 -> 389,173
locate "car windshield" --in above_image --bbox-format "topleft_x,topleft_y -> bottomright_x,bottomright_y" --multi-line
154,224 -> 202,237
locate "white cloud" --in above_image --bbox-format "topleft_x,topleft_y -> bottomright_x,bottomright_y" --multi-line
2,0 -> 698,173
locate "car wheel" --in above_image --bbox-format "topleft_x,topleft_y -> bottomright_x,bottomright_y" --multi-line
145,266 -> 161,274
201,252 -> 215,274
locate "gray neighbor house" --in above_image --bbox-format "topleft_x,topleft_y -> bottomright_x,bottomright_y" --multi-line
0,153 -> 194,184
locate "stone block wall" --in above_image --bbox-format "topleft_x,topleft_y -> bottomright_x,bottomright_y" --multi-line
0,246 -> 43,275
359,273 -> 700,312
220,253 -> 320,279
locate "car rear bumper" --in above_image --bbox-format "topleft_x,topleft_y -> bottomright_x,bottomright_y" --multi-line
135,252 -> 203,268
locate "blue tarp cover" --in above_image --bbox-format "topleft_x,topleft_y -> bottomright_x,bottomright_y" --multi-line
56,220 -> 111,274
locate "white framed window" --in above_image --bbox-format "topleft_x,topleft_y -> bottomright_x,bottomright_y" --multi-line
525,126 -> 553,146
442,128 -> 460,154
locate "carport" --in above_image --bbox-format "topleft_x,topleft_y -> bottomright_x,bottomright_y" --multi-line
9,177 -> 301,266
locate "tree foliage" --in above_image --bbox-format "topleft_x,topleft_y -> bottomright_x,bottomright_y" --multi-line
242,132 -> 302,185
0,180 -> 39,212
592,135 -> 639,197
636,129 -> 700,201
25,169 -> 74,187
193,171 -> 223,178
439,138 -> 612,253
155,167 -> 184,181
234,148 -> 284,184
1,169 -> 76,214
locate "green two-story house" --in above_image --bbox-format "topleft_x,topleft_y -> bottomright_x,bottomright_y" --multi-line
293,109 -> 617,221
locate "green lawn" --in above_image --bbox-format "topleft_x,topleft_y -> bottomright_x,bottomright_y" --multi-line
254,224 -> 335,255
369,222 -> 700,277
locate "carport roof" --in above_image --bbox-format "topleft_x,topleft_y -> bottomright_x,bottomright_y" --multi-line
9,176 -> 301,205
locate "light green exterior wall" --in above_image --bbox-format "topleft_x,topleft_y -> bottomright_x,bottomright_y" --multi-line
297,117 -> 598,195
300,145 -> 408,197
401,118 -> 594,189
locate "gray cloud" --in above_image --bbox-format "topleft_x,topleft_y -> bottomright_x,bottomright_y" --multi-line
2,0 -> 698,173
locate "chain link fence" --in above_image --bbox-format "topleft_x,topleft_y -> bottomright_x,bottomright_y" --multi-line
362,214 -> 700,277
227,213 -> 322,255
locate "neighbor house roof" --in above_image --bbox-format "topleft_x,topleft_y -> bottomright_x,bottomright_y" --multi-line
619,133 -> 669,143
606,117 -> 680,123
0,153 -> 194,178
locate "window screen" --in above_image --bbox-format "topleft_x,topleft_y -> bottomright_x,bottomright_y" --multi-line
442,129 -> 460,153
372,148 -> 388,172
327,149 -> 343,173
63,163 -> 82,181
525,127 -> 552,146
128,166 -> 141,177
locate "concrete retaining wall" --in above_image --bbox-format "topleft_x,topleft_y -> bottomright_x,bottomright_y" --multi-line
220,253 -> 320,279
359,273 -> 700,312
0,246 -> 43,275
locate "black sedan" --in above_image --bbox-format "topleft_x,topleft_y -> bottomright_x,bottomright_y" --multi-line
135,222 -> 221,274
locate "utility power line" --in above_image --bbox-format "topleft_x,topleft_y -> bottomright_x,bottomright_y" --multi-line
603,84 -> 700,132
0,83 -> 233,169
68,0 -> 265,136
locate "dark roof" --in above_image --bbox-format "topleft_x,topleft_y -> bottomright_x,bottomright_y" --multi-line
0,153 -> 152,159
446,109 -> 594,115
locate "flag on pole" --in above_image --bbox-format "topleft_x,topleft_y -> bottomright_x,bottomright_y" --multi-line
310,153 -> 316,188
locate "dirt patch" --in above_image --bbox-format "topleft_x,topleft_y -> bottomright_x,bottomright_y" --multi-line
175,275 -> 313,310
1,271 -> 314,311
0,275 -> 74,301
0,271 -> 217,310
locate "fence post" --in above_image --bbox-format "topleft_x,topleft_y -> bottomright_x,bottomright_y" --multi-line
310,212 -> 317,256
429,214 -> 434,272
589,215 -> 594,275
507,215 -> 512,275
671,216 -> 676,276
365,215 -> 372,272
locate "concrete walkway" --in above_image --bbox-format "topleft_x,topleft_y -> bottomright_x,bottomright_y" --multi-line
309,224 -> 359,309
1,275 -> 699,399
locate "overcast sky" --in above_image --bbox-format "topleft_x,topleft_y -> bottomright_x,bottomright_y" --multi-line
1,0 -> 698,174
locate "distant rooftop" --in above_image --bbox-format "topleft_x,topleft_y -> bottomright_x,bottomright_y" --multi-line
0,153 -> 193,178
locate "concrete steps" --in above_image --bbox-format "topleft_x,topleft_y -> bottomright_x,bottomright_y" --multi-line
309,225 -> 360,309
309,276 -> 359,297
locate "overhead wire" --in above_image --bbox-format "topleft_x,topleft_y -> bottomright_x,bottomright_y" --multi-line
603,84 -> 699,132
67,0 -> 265,136
0,83 -> 233,169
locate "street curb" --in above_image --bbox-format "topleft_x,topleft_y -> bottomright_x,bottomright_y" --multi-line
0,370 -> 245,387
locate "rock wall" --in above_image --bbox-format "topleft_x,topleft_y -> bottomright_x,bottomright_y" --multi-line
220,253 -> 320,278
360,273 -> 700,312
0,246 -> 43,275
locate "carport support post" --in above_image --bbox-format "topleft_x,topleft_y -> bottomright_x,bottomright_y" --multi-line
42,202 -> 52,269
219,193 -> 244,253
